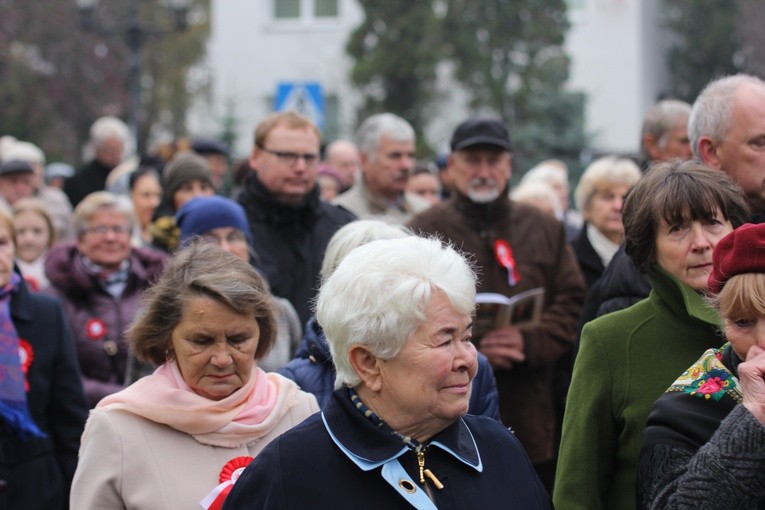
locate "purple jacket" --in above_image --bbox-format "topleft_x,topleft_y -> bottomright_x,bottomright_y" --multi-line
45,242 -> 167,407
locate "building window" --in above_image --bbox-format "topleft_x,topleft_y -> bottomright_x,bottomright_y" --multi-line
275,0 -> 300,19
315,0 -> 338,17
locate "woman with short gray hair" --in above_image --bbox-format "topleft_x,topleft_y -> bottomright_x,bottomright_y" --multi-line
45,191 -> 167,407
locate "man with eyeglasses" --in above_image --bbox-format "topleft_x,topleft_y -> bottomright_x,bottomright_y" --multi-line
408,117 -> 585,491
238,111 -> 356,326
333,113 -> 431,224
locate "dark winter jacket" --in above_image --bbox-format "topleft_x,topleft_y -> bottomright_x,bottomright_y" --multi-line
570,223 -> 606,290
63,159 -> 114,208
238,172 -> 356,325
409,191 -> 586,464
0,274 -> 88,510
44,242 -> 167,407
279,317 -> 501,420
223,388 -> 552,510
578,244 -> 651,332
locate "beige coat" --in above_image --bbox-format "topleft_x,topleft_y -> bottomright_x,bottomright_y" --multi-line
70,384 -> 318,509
333,177 -> 431,224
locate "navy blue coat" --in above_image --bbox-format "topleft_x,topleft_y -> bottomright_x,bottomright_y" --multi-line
279,317 -> 501,420
0,275 -> 88,510
238,173 -> 356,325
223,388 -> 551,510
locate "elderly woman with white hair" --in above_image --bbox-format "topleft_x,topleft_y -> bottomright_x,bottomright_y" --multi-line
224,235 -> 551,509
571,156 -> 642,289
279,219 -> 500,419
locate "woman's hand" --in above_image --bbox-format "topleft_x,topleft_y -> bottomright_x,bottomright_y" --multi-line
479,326 -> 525,370
740,345 -> 765,425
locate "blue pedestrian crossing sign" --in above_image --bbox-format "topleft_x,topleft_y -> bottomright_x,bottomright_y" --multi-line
274,82 -> 325,129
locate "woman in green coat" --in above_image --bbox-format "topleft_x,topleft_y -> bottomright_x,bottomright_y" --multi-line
553,160 -> 750,510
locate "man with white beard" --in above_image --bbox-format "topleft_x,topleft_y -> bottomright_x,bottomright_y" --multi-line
333,113 -> 430,224
408,117 -> 585,491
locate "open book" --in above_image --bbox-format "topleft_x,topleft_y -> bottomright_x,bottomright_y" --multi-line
472,287 -> 545,341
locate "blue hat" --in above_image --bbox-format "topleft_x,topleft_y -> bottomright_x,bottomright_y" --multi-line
176,195 -> 252,245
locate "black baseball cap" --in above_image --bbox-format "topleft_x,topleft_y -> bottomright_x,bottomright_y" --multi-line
450,118 -> 513,152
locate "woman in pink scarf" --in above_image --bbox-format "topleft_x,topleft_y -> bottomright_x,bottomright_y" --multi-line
70,243 -> 319,509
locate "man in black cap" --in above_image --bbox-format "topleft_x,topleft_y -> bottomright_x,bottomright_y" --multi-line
408,117 -> 585,490
191,138 -> 231,195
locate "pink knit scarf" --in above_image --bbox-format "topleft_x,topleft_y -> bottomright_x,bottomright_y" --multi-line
94,361 -> 298,447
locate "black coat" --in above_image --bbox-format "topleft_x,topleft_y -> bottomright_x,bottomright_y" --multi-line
0,276 -> 88,510
570,224 -> 605,291
223,388 -> 552,510
63,159 -> 114,208
238,173 -> 356,325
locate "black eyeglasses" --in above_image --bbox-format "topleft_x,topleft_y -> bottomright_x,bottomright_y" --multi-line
258,146 -> 319,166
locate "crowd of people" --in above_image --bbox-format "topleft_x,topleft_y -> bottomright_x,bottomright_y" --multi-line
0,72 -> 764,509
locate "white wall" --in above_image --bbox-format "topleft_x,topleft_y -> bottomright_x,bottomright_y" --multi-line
565,0 -> 672,156
191,0 -> 671,159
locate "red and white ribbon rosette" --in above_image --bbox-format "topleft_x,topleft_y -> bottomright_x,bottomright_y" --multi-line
494,239 -> 521,287
200,456 -> 253,510
18,339 -> 33,392
85,318 -> 106,341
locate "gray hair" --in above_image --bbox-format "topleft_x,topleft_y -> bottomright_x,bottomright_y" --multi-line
317,236 -> 476,389
356,113 -> 415,158
521,162 -> 569,190
74,191 -> 136,239
320,219 -> 411,281
639,99 -> 691,161
83,116 -> 132,161
574,156 -> 642,212
511,181 -> 563,219
689,74 -> 765,159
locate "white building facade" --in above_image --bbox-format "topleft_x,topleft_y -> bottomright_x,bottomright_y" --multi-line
191,0 -> 673,159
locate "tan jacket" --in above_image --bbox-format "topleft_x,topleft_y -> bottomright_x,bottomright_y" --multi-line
333,177 -> 431,224
70,383 -> 318,509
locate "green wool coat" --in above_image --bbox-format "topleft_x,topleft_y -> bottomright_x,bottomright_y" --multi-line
553,267 -> 725,510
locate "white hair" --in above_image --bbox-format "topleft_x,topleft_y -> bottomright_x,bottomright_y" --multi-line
316,236 -> 476,388
511,181 -> 563,219
320,219 -> 411,280
521,161 -> 569,189
3,141 -> 45,165
82,116 -> 133,161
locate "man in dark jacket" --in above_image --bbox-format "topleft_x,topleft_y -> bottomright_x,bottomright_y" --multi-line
238,111 -> 355,325
408,117 -> 585,489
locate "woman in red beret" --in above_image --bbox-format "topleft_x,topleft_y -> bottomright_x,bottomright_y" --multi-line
638,222 -> 765,508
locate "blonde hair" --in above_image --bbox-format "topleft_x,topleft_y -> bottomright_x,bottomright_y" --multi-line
710,273 -> 765,323
574,156 -> 641,213
13,198 -> 55,248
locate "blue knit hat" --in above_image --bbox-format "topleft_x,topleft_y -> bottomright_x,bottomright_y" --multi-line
176,195 -> 252,245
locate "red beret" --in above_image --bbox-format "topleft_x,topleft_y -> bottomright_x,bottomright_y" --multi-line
708,223 -> 765,295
